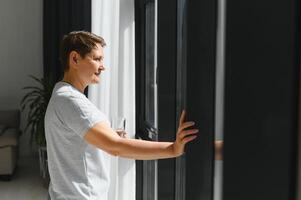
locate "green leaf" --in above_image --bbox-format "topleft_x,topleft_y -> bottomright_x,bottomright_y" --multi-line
21,75 -> 54,147
29,97 -> 42,110
29,75 -> 44,85
22,86 -> 43,92
20,91 -> 40,105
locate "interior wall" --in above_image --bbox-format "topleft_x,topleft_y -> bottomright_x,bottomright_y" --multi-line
0,0 -> 43,157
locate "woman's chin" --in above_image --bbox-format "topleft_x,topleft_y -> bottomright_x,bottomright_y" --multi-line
91,79 -> 100,84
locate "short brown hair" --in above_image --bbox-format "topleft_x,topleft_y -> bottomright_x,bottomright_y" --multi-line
59,31 -> 106,72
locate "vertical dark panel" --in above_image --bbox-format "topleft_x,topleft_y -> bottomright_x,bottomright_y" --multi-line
43,0 -> 91,83
185,0 -> 217,199
223,0 -> 299,199
134,0 -> 144,199
291,1 -> 301,199
175,0 -> 187,199
157,0 -> 177,199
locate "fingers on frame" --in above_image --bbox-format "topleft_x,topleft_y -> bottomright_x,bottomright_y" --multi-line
178,121 -> 195,132
182,135 -> 198,144
180,129 -> 198,138
179,109 -> 186,125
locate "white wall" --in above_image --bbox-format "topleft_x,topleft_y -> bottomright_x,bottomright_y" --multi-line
0,0 -> 43,156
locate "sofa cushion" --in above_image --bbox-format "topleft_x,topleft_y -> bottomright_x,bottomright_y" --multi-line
0,128 -> 19,147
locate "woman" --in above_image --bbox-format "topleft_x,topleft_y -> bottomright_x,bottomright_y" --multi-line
45,31 -> 198,200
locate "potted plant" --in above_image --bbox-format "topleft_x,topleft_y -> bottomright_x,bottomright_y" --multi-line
20,75 -> 55,187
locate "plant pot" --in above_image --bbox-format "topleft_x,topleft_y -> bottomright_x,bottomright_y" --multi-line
38,146 -> 50,188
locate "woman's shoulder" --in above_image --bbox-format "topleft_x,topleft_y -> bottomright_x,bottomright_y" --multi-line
52,82 -> 85,100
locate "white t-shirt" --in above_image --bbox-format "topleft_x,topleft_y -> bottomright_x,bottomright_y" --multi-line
45,81 -> 111,200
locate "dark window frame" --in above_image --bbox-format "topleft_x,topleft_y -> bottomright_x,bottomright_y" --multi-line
135,1 -> 158,199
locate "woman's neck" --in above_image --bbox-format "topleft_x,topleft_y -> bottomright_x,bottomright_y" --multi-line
62,72 -> 86,93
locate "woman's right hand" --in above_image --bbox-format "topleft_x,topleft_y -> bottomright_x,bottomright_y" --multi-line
172,110 -> 199,157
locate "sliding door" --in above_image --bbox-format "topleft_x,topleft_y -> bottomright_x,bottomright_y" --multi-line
135,0 -> 217,199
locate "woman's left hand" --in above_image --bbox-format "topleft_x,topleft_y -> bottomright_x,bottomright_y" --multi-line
172,110 -> 199,157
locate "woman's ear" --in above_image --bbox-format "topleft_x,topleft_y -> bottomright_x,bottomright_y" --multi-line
69,51 -> 79,67
73,56 -> 77,64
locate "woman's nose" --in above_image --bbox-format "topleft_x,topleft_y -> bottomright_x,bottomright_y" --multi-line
100,65 -> 106,71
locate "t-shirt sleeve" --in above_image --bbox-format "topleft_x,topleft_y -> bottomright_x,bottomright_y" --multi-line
57,94 -> 109,138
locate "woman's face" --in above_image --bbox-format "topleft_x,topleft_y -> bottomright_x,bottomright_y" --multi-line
76,43 -> 105,85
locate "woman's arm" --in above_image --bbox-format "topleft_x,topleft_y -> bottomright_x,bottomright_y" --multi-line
84,110 -> 199,160
215,140 -> 223,160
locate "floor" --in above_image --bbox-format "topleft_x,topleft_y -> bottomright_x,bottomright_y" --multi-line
0,156 -> 48,200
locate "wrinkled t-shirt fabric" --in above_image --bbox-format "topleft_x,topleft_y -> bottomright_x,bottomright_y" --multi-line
45,81 -> 111,200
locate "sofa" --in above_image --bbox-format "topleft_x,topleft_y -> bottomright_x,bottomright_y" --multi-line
0,110 -> 21,180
